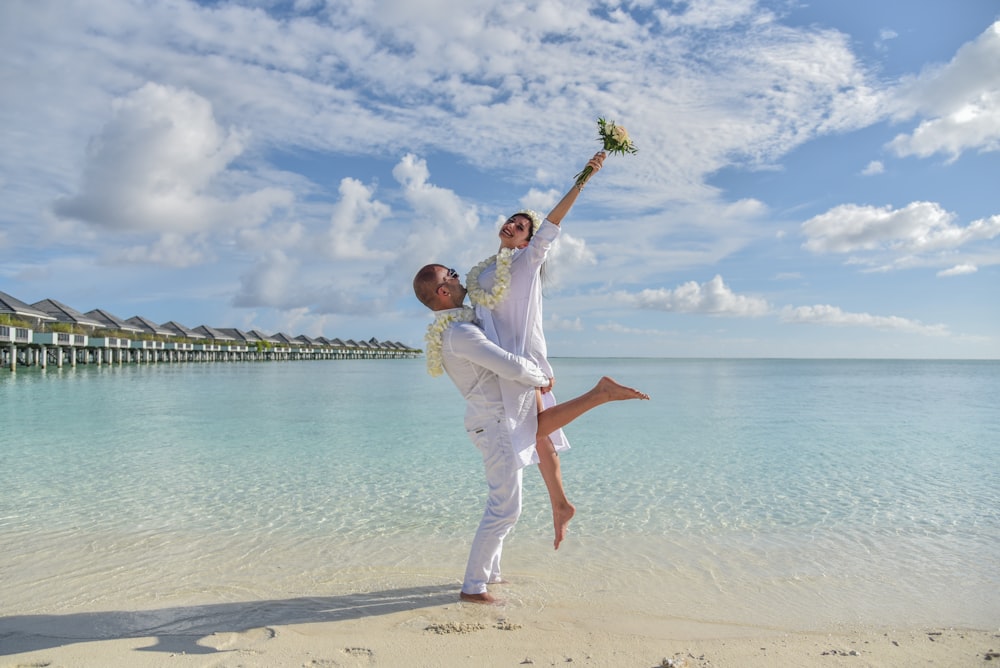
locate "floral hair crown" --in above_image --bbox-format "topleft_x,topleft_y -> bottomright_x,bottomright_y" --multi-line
513,209 -> 542,235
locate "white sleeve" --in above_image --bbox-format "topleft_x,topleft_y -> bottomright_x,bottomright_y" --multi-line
524,218 -> 559,267
445,323 -> 549,387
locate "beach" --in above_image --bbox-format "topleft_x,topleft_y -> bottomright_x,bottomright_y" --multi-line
2,585 -> 996,666
2,358 -> 997,665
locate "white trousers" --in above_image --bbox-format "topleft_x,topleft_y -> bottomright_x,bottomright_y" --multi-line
462,419 -> 523,595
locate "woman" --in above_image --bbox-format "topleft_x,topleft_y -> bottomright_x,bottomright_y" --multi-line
466,151 -> 606,550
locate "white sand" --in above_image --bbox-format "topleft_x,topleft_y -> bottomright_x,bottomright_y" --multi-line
2,579 -> 997,667
3,531 -> 997,667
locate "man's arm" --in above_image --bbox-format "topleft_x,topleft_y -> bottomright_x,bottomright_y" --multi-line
445,322 -> 549,388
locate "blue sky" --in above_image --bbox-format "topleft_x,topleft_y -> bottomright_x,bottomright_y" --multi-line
1,0 -> 998,358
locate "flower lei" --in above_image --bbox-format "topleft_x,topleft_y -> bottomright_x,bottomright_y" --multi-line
425,306 -> 476,377
466,247 -> 514,310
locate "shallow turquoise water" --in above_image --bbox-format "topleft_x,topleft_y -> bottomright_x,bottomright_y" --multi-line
2,358 -> 998,630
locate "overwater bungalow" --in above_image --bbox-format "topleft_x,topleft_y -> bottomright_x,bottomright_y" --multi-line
87,309 -> 145,335
216,328 -> 266,359
160,320 -> 199,340
126,316 -> 172,338
249,329 -> 280,345
32,298 -> 103,330
271,332 -> 299,346
192,325 -> 235,342
26,299 -> 99,367
1,292 -> 53,369
1,291 -> 55,329
218,327 -> 256,345
3,288 -> 419,370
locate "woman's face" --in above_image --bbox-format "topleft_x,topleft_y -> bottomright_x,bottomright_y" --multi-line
498,214 -> 532,249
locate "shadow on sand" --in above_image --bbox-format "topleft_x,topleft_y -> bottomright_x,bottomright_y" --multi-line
0,584 -> 458,657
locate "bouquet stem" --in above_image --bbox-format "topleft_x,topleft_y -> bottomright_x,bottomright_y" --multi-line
574,165 -> 594,187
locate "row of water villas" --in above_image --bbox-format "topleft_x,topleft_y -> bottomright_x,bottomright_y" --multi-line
1,291 -> 420,372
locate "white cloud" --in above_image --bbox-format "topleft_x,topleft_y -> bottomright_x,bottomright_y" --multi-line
519,188 -> 560,216
109,233 -> 210,269
53,83 -> 291,236
653,0 -> 758,31
326,177 -> 393,260
861,160 -> 884,175
546,314 -> 583,331
802,202 -> 1000,255
937,263 -> 978,277
393,154 -> 482,267
547,232 -> 597,281
875,28 -> 898,52
596,321 -> 669,336
888,21 -> 1000,160
234,249 -> 301,309
237,221 -> 307,253
623,275 -> 772,317
780,304 -> 950,337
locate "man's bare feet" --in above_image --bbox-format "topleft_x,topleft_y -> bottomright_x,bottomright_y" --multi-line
460,591 -> 499,604
553,501 -> 576,550
596,376 -> 649,401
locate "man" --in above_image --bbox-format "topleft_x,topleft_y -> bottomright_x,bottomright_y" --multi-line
413,263 -> 648,603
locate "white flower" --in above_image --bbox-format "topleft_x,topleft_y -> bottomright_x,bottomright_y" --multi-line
575,117 -> 637,186
466,248 -> 514,310
425,306 -> 476,376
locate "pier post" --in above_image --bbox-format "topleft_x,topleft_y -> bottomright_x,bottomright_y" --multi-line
40,345 -> 47,369
8,343 -> 14,372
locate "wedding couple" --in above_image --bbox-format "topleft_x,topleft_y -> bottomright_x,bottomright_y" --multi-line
412,152 -> 649,604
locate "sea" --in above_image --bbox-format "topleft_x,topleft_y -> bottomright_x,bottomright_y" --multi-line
1,358 -> 998,635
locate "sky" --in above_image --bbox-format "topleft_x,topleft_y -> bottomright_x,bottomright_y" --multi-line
1,0 -> 998,358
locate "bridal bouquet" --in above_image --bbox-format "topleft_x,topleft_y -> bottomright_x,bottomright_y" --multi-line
575,117 -> 638,186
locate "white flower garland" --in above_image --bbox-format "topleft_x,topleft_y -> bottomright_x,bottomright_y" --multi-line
466,247 -> 514,310
425,306 -> 477,377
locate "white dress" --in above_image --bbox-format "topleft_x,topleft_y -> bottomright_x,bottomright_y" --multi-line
474,219 -> 570,468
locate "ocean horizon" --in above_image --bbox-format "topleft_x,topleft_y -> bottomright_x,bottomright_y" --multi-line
2,357 -> 997,634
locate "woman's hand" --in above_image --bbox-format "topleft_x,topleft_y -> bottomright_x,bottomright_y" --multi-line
579,152 -> 605,187
541,376 -> 555,394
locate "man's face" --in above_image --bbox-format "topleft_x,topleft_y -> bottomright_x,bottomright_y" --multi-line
436,266 -> 466,307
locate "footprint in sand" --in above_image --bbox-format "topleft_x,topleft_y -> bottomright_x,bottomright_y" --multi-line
204,626 -> 276,652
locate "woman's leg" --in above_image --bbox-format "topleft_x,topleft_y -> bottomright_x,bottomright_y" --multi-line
537,376 -> 648,437
534,389 -> 576,550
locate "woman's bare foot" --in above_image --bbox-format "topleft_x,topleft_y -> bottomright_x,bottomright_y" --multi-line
596,376 -> 649,401
553,501 -> 576,550
460,591 -> 499,604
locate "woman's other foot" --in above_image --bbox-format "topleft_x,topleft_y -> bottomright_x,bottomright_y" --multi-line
553,501 -> 576,550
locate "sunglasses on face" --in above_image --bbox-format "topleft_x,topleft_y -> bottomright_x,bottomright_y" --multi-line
437,267 -> 459,290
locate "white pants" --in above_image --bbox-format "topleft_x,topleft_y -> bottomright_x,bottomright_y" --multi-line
462,419 -> 523,595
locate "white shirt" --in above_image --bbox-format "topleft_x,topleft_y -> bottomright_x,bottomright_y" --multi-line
477,219 -> 557,375
439,314 -> 550,433
474,220 -> 568,466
